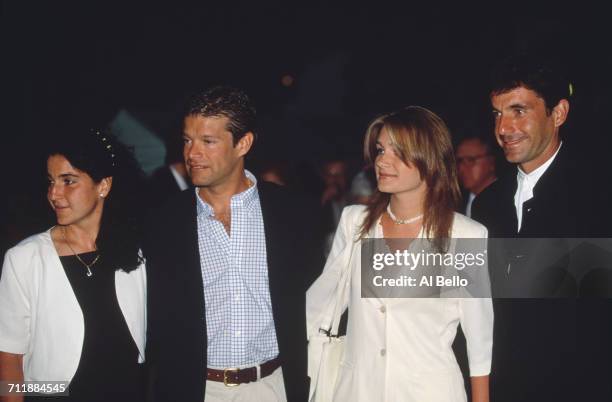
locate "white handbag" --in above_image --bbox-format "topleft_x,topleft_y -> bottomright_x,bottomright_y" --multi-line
308,250 -> 352,402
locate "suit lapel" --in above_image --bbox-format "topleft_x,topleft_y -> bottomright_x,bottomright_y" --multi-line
519,147 -> 571,236
258,184 -> 283,289
498,175 -> 519,236
175,191 -> 206,318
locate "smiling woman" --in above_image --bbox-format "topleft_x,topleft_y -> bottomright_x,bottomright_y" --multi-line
0,127 -> 147,402
307,106 -> 493,402
360,106 -> 461,251
47,154 -> 109,229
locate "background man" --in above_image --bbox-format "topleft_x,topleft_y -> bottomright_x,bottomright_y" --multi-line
148,133 -> 191,207
455,136 -> 497,217
145,86 -> 322,402
319,159 -> 349,257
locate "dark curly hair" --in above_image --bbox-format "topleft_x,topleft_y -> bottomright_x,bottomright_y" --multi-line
185,85 -> 256,145
490,53 -> 571,114
46,127 -> 146,272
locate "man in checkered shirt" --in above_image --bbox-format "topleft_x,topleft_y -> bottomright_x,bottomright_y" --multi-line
145,86 -> 323,402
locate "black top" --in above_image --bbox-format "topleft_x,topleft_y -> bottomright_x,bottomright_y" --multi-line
29,252 -> 145,402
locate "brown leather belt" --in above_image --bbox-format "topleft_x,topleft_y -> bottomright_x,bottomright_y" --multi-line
206,357 -> 282,386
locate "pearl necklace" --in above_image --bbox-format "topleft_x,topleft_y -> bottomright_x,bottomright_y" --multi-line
386,204 -> 423,225
62,226 -> 100,277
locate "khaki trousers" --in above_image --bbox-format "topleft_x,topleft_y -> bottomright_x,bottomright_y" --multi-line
204,367 -> 287,402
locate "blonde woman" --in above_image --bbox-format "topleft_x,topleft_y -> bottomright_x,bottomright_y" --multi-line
307,106 -> 493,402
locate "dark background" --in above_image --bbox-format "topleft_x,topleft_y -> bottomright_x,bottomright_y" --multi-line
2,1 -> 611,248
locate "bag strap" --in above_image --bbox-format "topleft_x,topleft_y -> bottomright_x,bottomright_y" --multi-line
320,233 -> 356,337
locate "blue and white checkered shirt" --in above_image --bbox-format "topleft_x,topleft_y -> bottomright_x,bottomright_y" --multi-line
196,170 -> 279,368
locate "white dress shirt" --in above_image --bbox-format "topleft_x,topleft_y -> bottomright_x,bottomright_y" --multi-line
465,192 -> 476,218
169,164 -> 189,191
514,143 -> 562,232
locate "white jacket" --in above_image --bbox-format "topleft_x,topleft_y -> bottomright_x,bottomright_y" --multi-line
307,205 -> 493,402
0,230 -> 146,382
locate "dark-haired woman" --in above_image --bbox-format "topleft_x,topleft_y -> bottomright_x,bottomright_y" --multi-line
0,130 -> 147,402
307,107 -> 493,402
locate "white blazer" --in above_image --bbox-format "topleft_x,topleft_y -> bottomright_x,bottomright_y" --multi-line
0,230 -> 146,382
307,205 -> 493,402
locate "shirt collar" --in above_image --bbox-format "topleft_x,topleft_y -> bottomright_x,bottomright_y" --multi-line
517,141 -> 562,185
196,170 -> 259,217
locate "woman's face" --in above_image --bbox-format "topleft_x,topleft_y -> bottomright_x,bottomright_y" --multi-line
47,154 -> 108,227
375,127 -> 426,196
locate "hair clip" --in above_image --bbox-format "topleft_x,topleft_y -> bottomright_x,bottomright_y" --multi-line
91,129 -> 116,167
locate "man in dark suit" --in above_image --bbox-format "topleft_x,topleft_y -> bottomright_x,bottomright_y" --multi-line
455,136 -> 497,218
148,135 -> 191,199
144,86 -> 322,402
472,55 -> 612,401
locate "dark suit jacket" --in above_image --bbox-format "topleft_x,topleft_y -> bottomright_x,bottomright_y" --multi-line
472,145 -> 612,401
148,166 -> 190,208
144,182 -> 323,402
472,145 -> 593,238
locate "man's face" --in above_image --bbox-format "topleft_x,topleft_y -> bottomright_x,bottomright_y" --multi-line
456,139 -> 495,195
491,86 -> 565,173
182,115 -> 247,188
322,161 -> 348,191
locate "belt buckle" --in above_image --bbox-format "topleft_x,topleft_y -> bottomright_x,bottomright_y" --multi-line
223,368 -> 239,387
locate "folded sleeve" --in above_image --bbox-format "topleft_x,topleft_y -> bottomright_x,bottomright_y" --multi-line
459,224 -> 493,376
306,206 -> 359,340
460,297 -> 493,376
0,248 -> 32,354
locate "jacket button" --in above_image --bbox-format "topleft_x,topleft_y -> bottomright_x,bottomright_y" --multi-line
380,348 -> 386,357
379,306 -> 386,313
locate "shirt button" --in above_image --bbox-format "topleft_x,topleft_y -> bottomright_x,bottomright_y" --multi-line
380,348 -> 386,357
235,331 -> 241,337
379,306 -> 386,313
235,295 -> 241,302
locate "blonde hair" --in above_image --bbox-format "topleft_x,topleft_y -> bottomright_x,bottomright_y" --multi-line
360,106 -> 460,251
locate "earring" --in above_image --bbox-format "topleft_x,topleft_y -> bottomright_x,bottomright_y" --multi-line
99,193 -> 104,198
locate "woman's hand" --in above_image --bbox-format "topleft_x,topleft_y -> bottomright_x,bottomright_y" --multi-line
0,352 -> 24,402
470,375 -> 489,402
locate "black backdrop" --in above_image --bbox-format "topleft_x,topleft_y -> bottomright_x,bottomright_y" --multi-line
2,1 -> 611,248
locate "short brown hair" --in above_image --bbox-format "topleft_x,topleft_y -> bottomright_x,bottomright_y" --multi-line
185,86 -> 256,145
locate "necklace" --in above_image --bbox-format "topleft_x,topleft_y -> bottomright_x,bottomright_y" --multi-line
61,226 -> 100,277
386,204 -> 423,225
